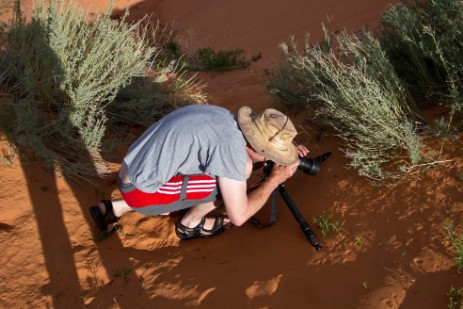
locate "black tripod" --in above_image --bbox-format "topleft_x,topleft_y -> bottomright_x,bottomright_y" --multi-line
251,182 -> 322,250
277,184 -> 321,250
251,153 -> 331,251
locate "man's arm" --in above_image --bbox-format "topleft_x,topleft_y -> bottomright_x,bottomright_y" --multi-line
218,162 -> 298,226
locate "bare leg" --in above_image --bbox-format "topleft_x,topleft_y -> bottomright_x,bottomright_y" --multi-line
95,199 -> 132,233
97,198 -> 172,233
180,201 -> 230,230
98,198 -> 133,217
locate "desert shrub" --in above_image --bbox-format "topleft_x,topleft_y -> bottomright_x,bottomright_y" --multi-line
268,29 -> 423,181
0,0 -> 203,180
0,0 -> 154,178
380,0 -> 463,127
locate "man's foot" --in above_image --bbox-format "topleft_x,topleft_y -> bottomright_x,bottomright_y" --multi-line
89,200 -> 120,237
175,215 -> 229,240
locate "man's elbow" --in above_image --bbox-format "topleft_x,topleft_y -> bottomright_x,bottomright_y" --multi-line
228,215 -> 247,227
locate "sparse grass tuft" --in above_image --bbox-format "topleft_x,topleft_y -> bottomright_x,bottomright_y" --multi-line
313,211 -> 345,237
362,280 -> 369,291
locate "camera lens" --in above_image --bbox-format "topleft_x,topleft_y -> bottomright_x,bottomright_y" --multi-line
298,157 -> 320,175
264,152 -> 331,176
298,152 -> 332,176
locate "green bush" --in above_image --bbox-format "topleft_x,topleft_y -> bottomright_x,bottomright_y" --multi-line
0,0 -> 202,180
268,29 -> 423,181
380,0 -> 463,124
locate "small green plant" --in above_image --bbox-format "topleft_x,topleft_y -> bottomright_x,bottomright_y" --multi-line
362,280 -> 370,291
444,220 -> 463,273
188,47 -> 251,71
362,280 -> 369,290
448,286 -> 463,309
354,236 -> 364,245
434,117 -> 453,138
313,212 -> 345,237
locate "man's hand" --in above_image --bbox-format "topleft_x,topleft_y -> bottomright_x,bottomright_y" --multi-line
297,144 -> 310,157
267,160 -> 299,185
266,144 -> 309,186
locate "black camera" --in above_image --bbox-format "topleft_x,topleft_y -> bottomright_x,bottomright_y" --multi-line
297,152 -> 332,176
263,152 -> 331,176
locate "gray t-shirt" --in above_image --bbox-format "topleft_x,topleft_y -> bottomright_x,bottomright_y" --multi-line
124,104 -> 248,193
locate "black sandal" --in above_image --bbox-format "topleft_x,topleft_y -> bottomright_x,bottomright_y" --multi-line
175,216 -> 226,240
89,200 -> 120,237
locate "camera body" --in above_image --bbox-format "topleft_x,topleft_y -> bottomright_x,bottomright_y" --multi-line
263,152 -> 331,176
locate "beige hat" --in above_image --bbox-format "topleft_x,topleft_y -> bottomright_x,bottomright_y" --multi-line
238,106 -> 298,166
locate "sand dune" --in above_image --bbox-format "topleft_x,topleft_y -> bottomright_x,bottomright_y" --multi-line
0,1 -> 461,308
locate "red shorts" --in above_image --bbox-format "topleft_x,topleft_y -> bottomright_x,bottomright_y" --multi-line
119,174 -> 218,215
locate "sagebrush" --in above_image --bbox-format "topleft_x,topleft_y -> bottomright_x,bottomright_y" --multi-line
380,0 -> 463,143
0,0 -> 204,180
268,0 -> 463,182
380,0 -> 463,105
268,29 -> 423,181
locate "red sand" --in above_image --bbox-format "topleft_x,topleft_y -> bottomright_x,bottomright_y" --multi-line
0,1 -> 462,308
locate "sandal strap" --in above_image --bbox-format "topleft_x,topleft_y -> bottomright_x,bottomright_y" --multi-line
211,216 -> 223,230
196,217 -> 206,230
89,201 -> 119,237
177,217 -> 203,232
101,200 -> 119,223
199,216 -> 225,236
175,217 -> 205,240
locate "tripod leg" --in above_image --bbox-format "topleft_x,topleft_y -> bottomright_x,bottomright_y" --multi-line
278,184 -> 322,250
